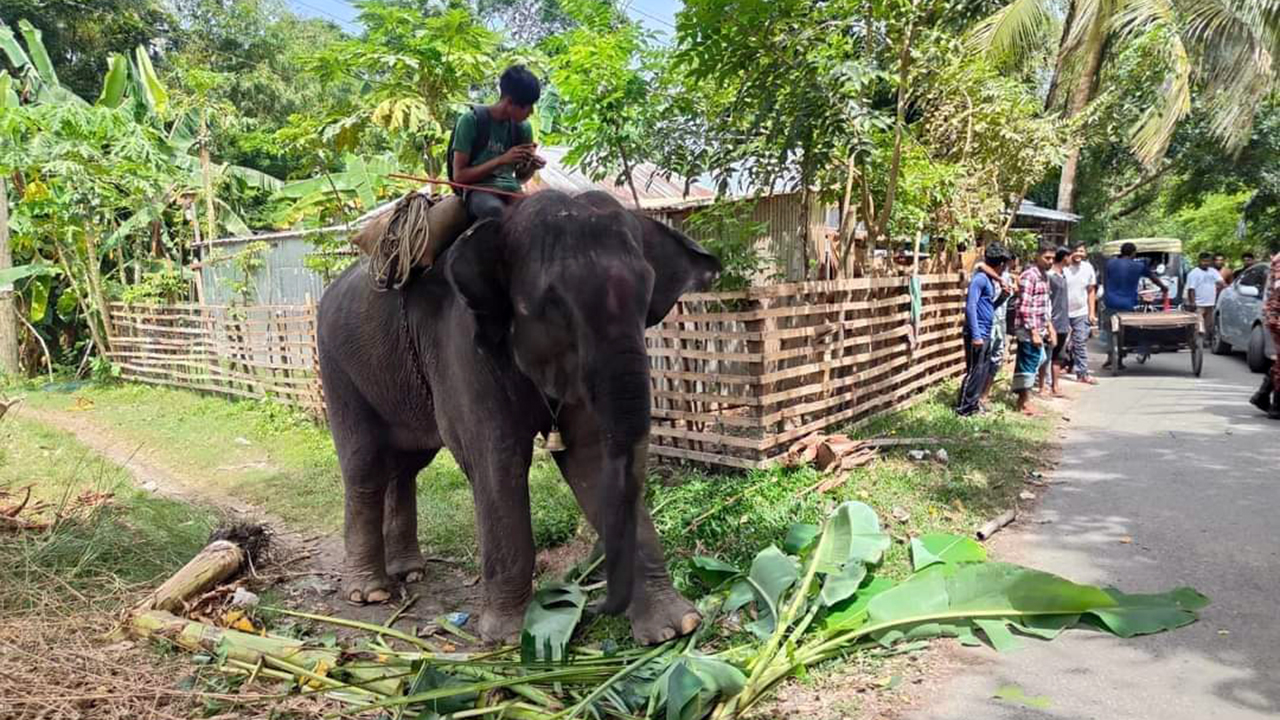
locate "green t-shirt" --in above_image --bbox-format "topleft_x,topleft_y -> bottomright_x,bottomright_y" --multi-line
452,109 -> 533,193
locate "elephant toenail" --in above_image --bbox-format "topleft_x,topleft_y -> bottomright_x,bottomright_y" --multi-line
681,613 -> 701,634
367,589 -> 392,603
347,590 -> 365,604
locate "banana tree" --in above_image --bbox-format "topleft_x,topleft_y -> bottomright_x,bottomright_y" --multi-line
271,154 -> 403,228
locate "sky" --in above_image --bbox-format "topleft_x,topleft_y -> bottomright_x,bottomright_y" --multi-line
285,0 -> 683,39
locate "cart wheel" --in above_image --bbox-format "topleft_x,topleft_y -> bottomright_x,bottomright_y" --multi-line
1192,341 -> 1204,377
1109,334 -> 1121,376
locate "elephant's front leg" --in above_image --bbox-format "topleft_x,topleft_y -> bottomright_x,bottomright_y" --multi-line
553,409 -> 700,645
461,439 -> 536,643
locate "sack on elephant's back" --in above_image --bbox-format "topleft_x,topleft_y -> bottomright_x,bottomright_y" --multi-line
352,192 -> 469,291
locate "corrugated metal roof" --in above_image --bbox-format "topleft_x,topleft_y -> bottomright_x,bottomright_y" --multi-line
1017,200 -> 1081,223
524,146 -> 713,205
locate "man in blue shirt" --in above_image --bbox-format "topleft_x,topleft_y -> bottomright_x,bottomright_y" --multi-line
956,244 -> 1010,416
1101,242 -> 1167,369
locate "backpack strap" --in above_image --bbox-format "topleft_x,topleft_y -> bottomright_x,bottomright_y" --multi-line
446,105 -> 492,195
470,105 -> 492,164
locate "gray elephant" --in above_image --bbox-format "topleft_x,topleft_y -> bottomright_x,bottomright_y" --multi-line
316,190 -> 721,644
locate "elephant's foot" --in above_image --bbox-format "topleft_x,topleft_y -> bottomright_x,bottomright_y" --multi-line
344,568 -> 396,605
629,587 -> 701,645
478,604 -> 527,645
386,552 -> 428,583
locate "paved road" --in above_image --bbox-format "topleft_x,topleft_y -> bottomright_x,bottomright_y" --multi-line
910,345 -> 1279,720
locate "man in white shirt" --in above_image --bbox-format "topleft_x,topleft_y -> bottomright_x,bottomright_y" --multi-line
1063,242 -> 1098,384
1186,251 -> 1224,347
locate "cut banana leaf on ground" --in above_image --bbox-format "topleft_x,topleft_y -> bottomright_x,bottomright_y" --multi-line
520,582 -> 586,663
134,501 -> 1209,720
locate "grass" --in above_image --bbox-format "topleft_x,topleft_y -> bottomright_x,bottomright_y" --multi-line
19,383 -> 582,566
0,416 -> 221,614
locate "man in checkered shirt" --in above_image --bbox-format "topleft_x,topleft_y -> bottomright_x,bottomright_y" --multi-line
1012,242 -> 1058,415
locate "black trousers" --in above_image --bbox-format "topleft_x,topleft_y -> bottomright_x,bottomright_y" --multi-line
466,190 -> 509,220
956,336 -> 994,416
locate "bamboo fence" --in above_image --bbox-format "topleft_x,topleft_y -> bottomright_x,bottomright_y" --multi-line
645,273 -> 966,468
107,300 -> 326,415
107,273 -> 966,469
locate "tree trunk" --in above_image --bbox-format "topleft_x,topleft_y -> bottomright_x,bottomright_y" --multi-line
0,179 -> 18,377
1044,1 -> 1077,111
200,108 -> 217,246
616,139 -> 642,210
875,17 -> 918,240
838,154 -> 857,277
80,231 -> 113,354
1056,10 -> 1108,215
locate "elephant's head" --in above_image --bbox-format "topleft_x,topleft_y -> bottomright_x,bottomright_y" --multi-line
445,189 -> 721,614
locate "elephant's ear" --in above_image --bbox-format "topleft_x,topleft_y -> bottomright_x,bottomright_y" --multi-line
635,214 -> 722,327
444,219 -> 511,329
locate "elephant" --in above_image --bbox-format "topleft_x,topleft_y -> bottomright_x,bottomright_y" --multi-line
316,189 -> 722,644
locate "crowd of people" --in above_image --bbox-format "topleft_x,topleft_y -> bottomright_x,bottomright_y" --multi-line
956,240 -> 1280,419
957,240 -> 1101,417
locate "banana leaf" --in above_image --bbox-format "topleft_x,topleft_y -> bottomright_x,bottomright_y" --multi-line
815,502 -> 890,572
133,46 -> 167,115
97,54 -> 129,108
743,546 -> 798,638
651,655 -> 746,720
1086,587 -> 1209,638
689,556 -> 740,589
0,263 -> 62,287
0,25 -> 30,71
17,20 -> 57,87
29,274 -> 50,322
910,533 -> 987,572
0,71 -> 18,108
520,582 -> 586,664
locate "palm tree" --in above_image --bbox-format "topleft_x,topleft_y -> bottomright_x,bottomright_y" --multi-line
972,0 -> 1280,215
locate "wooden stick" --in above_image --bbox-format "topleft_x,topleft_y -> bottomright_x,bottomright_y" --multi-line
976,509 -> 1017,541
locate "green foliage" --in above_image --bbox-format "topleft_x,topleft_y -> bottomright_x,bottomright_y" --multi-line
120,269 -> 191,305
301,2 -> 503,172
218,240 -> 269,304
0,1 -> 176,101
682,201 -> 772,291
543,0 -> 659,199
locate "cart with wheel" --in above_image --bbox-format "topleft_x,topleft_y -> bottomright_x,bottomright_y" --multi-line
1107,309 -> 1203,377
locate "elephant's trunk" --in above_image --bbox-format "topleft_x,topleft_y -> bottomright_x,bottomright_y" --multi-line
590,348 -> 651,615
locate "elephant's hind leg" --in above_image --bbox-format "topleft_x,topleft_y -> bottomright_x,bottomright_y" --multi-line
383,449 -> 438,582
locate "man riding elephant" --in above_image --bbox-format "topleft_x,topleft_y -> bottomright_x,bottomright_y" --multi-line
317,189 -> 721,644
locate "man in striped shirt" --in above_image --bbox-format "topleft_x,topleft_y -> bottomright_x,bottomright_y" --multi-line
1013,242 -> 1058,415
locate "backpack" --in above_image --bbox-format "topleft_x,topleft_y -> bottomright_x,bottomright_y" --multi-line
445,105 -> 533,195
